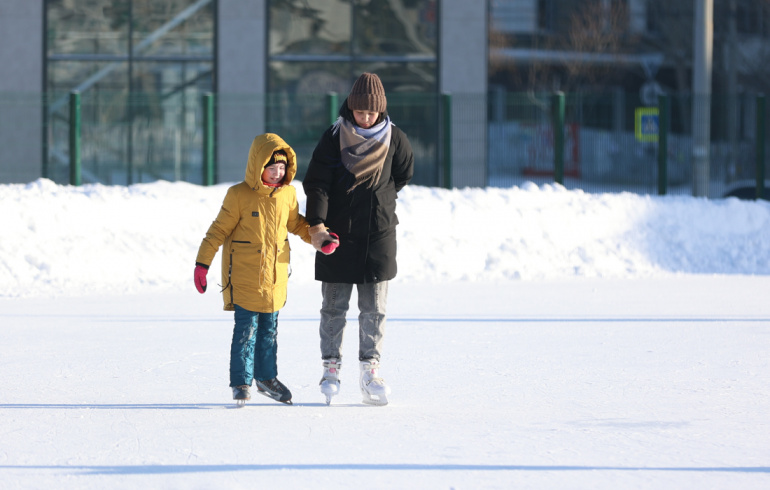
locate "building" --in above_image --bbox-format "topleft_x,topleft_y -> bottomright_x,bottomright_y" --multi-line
0,0 -> 487,187
4,1 -> 770,193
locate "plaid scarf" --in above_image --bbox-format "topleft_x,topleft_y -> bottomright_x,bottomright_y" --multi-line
333,116 -> 392,192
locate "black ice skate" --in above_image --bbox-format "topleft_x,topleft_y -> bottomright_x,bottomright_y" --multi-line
232,385 -> 251,407
255,378 -> 293,405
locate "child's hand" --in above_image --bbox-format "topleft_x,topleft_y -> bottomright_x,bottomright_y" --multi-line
194,264 -> 208,293
321,233 -> 339,254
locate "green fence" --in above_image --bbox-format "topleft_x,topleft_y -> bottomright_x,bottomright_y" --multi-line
488,91 -> 769,198
263,91 -> 443,187
1,90 -> 768,199
43,90 -> 206,186
31,91 -> 443,187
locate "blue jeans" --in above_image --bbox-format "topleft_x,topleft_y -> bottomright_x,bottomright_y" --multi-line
230,305 -> 279,387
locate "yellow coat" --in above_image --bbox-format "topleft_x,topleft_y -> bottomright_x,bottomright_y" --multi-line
196,133 -> 311,312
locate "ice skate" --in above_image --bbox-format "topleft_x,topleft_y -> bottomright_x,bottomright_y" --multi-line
232,385 -> 251,407
255,377 -> 293,405
359,360 -> 391,406
319,358 -> 341,405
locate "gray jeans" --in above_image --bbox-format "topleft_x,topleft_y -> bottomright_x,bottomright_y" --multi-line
320,281 -> 388,362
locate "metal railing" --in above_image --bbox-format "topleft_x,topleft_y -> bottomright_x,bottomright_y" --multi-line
1,90 -> 768,199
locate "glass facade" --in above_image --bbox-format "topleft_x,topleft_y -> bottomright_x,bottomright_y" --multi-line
267,0 -> 439,185
45,0 -> 215,185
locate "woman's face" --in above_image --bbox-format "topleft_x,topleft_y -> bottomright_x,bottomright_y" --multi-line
353,110 -> 379,129
261,163 -> 286,185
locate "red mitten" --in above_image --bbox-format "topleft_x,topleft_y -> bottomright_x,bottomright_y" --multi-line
309,224 -> 340,255
321,233 -> 339,254
194,264 -> 208,293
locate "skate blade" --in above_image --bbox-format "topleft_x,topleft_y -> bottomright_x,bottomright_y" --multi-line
256,389 -> 293,405
235,399 -> 247,407
362,394 -> 388,406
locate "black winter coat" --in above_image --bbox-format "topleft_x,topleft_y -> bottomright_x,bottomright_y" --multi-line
303,110 -> 414,284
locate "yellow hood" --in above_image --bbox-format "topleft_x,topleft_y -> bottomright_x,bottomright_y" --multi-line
244,133 -> 298,189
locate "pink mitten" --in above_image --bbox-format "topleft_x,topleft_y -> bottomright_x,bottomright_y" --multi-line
321,233 -> 339,254
309,224 -> 340,255
194,264 -> 208,293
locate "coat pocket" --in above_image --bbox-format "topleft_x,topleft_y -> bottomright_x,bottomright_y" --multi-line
230,241 -> 263,291
372,184 -> 398,229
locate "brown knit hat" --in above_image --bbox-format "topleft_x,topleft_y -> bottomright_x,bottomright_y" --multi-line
347,73 -> 387,113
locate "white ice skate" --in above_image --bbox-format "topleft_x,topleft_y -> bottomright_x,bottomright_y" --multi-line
359,360 -> 391,406
320,359 -> 341,405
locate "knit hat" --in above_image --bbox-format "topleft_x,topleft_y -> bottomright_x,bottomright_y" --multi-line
347,73 -> 387,113
265,150 -> 287,168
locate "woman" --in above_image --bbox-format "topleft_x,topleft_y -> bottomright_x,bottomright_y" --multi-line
303,73 -> 414,406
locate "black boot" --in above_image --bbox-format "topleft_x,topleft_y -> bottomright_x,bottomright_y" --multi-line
255,378 -> 292,404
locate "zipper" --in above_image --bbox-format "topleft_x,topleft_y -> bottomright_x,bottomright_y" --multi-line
363,190 -> 373,282
221,252 -> 233,306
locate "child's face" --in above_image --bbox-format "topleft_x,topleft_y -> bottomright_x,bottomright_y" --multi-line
353,110 -> 379,129
261,163 -> 286,185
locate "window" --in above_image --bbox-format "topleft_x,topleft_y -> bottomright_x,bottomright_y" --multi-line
538,0 -> 555,31
45,0 -> 215,184
267,0 -> 439,185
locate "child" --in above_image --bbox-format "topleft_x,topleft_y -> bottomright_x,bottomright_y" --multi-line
194,133 -> 328,405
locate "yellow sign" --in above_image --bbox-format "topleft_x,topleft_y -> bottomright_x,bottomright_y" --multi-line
635,107 -> 659,142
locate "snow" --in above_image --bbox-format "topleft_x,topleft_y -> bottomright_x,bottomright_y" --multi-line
1,178 -> 769,489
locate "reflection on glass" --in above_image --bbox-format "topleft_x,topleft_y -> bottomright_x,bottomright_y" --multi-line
266,0 -> 439,184
45,0 -> 215,185
268,61 -> 350,95
266,59 -> 438,184
354,62 -> 438,186
131,61 -> 214,94
131,0 -> 214,57
269,0 -> 352,56
266,61 -> 351,177
47,61 -> 128,94
46,0 -> 129,56
353,62 -> 436,93
354,0 -> 437,56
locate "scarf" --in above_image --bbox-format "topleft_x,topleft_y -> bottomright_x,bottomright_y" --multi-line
333,115 -> 392,192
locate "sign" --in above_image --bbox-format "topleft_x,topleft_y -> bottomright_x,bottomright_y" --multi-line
635,107 -> 659,142
640,81 -> 663,105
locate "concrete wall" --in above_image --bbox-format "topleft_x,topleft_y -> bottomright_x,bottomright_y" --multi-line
440,0 -> 488,188
216,0 -> 267,183
0,1 -> 43,183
